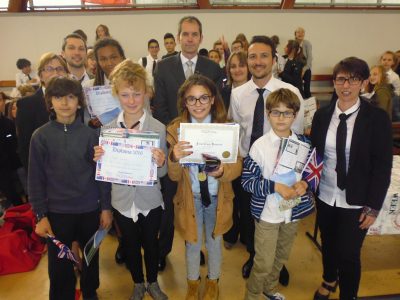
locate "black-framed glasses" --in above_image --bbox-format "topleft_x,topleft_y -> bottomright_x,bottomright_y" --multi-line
185,94 -> 211,106
334,76 -> 362,85
269,110 -> 295,118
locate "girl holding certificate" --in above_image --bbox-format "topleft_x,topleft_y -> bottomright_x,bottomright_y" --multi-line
94,60 -> 168,300
167,74 -> 242,300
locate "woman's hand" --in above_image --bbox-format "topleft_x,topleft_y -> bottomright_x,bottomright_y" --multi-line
93,145 -> 105,162
35,217 -> 54,238
100,210 -> 113,230
208,164 -> 224,178
275,183 -> 298,200
172,141 -> 193,162
152,147 -> 166,167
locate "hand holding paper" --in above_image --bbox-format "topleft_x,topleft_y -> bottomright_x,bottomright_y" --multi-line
172,141 -> 193,162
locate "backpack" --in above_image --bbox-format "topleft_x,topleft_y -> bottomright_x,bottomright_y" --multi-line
0,204 -> 45,275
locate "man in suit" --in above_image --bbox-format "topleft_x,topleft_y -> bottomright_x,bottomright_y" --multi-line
152,16 -> 223,271
16,53 -> 67,171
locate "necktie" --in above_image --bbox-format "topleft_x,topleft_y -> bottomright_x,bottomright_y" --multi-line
336,110 -> 357,190
185,60 -> 194,79
249,88 -> 266,148
198,166 -> 211,207
27,74 -> 32,80
152,60 -> 157,77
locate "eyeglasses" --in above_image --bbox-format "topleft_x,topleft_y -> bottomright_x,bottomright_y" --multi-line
185,94 -> 211,106
43,66 -> 66,73
269,110 -> 295,118
334,76 -> 362,85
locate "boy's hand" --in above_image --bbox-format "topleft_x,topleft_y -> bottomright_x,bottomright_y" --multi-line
152,147 -> 166,167
172,141 -> 193,162
208,164 -> 224,178
293,181 -> 308,196
100,210 -> 113,230
275,183 -> 297,200
35,217 -> 54,238
93,145 -> 105,162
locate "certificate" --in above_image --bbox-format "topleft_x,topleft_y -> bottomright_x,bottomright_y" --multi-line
84,86 -> 121,125
179,123 -> 240,164
96,129 -> 160,186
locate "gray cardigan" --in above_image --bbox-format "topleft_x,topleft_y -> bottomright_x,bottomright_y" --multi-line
102,113 -> 167,213
301,39 -> 313,71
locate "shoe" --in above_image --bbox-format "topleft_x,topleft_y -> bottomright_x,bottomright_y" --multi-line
129,283 -> 146,300
313,281 -> 338,300
115,239 -> 126,265
147,281 -> 168,300
158,256 -> 166,272
279,265 -> 289,287
200,250 -> 205,266
263,292 -> 286,300
203,278 -> 219,300
242,257 -> 253,279
223,241 -> 234,250
185,278 -> 201,300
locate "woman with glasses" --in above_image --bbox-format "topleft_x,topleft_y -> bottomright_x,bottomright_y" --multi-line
311,57 -> 392,300
167,74 -> 242,300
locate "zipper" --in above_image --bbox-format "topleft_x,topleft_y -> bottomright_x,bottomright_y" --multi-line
64,124 -> 67,132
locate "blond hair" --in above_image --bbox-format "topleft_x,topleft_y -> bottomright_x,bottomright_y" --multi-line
37,52 -> 67,79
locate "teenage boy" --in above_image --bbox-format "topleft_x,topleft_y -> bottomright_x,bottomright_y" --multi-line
242,88 -> 313,300
15,58 -> 39,87
138,39 -> 160,85
162,33 -> 178,59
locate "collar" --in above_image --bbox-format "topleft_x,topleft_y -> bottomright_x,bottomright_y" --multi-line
117,109 -> 146,130
70,70 -> 89,82
249,76 -> 280,92
50,116 -> 81,131
267,128 -> 296,145
334,98 -> 361,117
190,113 -> 211,124
103,74 -> 110,86
180,52 -> 198,66
147,54 -> 159,62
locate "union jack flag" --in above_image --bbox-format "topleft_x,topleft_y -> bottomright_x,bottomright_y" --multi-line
301,148 -> 323,193
47,235 -> 79,265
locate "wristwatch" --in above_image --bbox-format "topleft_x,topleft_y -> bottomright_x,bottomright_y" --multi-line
35,212 -> 47,223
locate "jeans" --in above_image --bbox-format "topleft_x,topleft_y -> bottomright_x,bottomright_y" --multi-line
186,194 -> 222,280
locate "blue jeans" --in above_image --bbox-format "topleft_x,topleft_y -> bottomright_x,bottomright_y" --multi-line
186,194 -> 222,280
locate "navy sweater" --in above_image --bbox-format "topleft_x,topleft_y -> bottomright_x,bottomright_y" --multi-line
28,118 -> 111,215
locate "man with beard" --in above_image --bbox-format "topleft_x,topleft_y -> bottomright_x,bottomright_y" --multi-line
62,33 -> 92,85
229,35 -> 304,286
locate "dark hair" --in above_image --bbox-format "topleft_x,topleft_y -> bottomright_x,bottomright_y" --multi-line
333,57 -> 370,81
270,35 -> 280,47
96,24 -> 110,40
266,88 -> 301,113
208,49 -> 221,59
198,48 -> 209,57
148,39 -> 159,48
62,33 -> 87,51
45,76 -> 85,112
176,74 -> 226,123
72,29 -> 88,42
235,33 -> 249,51
93,38 -> 126,86
248,35 -> 277,58
163,33 -> 175,41
231,39 -> 243,48
286,39 -> 304,62
16,58 -> 31,70
178,16 -> 202,36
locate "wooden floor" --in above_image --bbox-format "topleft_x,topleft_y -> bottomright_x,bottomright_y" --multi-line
1,213 -> 400,300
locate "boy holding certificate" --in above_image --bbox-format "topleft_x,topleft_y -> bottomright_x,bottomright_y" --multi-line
93,59 -> 168,300
242,88 -> 314,300
167,74 -> 242,300
28,76 -> 113,300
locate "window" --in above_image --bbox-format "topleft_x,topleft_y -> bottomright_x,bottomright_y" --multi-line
0,0 -> 8,11
210,0 -> 281,5
295,0 -> 400,6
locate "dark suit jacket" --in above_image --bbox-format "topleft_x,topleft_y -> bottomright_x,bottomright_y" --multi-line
16,88 -> 49,170
310,98 -> 392,211
0,115 -> 21,171
152,53 -> 223,125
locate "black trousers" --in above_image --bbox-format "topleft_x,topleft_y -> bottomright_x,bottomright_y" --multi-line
47,210 -> 100,300
114,206 -> 162,283
0,169 -> 23,207
317,200 -> 368,300
303,69 -> 312,99
159,174 -> 177,258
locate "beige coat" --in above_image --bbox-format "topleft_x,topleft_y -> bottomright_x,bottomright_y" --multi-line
167,119 -> 242,244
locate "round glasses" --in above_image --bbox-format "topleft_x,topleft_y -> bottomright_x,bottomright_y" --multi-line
185,94 -> 211,106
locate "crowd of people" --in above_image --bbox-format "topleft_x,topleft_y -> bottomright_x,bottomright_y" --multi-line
0,14 -> 398,300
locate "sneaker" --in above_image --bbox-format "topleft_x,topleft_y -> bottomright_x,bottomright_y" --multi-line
263,292 -> 286,300
147,281 -> 168,300
129,283 -> 146,300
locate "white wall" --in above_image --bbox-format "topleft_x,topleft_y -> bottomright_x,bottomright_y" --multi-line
1,9 -> 399,81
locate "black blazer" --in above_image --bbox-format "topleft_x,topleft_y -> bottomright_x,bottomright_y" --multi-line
16,88 -> 49,170
310,98 -> 392,210
152,53 -> 223,125
0,115 -> 21,171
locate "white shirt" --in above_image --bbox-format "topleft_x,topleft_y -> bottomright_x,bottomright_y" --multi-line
229,77 -> 305,157
15,71 -> 39,87
180,53 -> 198,76
115,110 -> 154,222
386,69 -> 400,96
70,70 -> 91,86
318,99 -> 362,209
250,129 -> 296,223
138,54 -> 159,86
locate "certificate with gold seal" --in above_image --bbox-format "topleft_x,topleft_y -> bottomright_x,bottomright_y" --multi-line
179,123 -> 240,164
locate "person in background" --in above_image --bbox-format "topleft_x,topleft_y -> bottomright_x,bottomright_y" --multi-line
138,39 -> 160,85
380,50 -> 400,96
95,24 -> 110,40
231,39 -> 244,53
73,29 -> 88,43
15,58 -> 39,87
294,27 -> 312,98
162,33 -> 178,59
235,33 -> 249,52
86,48 -> 97,77
394,49 -> 400,77
17,84 -> 35,98
270,35 -> 286,80
208,49 -> 221,65
280,40 -> 305,97
198,48 -> 209,57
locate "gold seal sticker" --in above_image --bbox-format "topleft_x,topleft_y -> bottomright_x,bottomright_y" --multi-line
198,172 -> 207,182
222,151 -> 230,158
